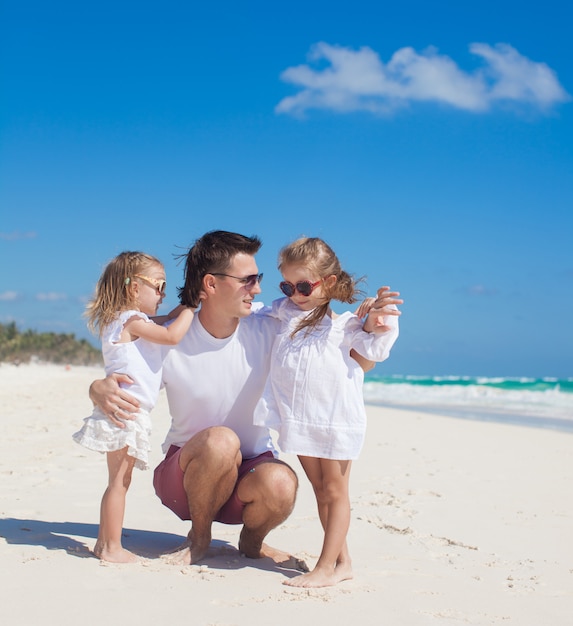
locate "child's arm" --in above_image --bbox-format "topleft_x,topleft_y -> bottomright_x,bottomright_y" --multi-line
350,348 -> 376,373
349,287 -> 401,365
360,286 -> 402,334
354,297 -> 376,320
152,304 -> 186,326
125,307 -> 195,345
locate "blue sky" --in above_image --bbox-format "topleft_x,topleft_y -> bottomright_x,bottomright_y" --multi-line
1,1 -> 572,378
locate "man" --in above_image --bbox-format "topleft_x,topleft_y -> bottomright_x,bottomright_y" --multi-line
90,230 -> 402,566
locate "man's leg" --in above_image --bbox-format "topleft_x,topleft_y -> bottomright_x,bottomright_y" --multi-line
236,460 -> 298,561
168,426 -> 242,564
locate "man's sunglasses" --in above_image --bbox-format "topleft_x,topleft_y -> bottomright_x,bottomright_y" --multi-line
211,273 -> 264,289
279,279 -> 322,298
133,274 -> 167,295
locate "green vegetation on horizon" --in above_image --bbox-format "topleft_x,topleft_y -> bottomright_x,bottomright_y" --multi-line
0,322 -> 103,366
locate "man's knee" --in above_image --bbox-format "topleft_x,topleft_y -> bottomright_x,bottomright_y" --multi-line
180,426 -> 241,471
201,426 -> 241,457
260,461 -> 298,511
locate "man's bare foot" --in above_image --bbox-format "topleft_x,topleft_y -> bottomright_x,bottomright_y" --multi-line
283,563 -> 353,588
238,526 -> 264,559
260,543 -> 309,572
93,541 -> 139,564
238,529 -> 309,572
161,532 -> 211,565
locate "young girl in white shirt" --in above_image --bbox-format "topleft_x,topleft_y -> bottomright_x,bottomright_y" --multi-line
73,251 -> 194,563
255,237 -> 401,587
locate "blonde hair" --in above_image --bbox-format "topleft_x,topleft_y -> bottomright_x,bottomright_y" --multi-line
278,237 -> 364,336
85,251 -> 163,336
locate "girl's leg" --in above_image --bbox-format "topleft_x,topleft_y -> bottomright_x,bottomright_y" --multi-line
301,457 -> 352,572
93,447 -> 138,563
285,456 -> 353,588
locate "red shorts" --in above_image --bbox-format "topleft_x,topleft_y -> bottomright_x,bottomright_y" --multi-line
153,445 -> 276,525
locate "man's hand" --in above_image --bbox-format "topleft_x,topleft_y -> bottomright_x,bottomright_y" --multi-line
89,373 -> 140,428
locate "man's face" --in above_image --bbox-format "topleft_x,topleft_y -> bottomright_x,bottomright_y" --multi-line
211,253 -> 262,319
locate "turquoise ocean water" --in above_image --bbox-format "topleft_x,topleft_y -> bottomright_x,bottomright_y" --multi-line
363,375 -> 573,433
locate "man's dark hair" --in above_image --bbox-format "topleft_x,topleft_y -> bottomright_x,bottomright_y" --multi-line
178,230 -> 262,307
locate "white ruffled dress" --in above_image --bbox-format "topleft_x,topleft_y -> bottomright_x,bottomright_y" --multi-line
254,298 -> 399,460
73,311 -> 164,470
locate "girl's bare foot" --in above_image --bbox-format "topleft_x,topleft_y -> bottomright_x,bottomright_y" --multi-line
93,541 -> 139,563
283,563 -> 353,588
333,560 -> 353,583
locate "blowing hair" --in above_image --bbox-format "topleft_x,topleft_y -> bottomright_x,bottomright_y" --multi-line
85,251 -> 163,337
178,230 -> 262,307
278,237 -> 364,336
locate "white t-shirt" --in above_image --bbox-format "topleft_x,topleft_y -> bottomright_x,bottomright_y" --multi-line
161,311 -> 281,458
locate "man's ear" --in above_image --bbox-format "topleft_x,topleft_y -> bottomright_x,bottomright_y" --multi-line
202,274 -> 217,296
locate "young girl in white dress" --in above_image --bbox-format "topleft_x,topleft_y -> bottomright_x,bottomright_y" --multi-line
255,237 -> 401,588
73,251 -> 195,563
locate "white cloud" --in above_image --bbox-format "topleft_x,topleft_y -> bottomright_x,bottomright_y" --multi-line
0,315 -> 20,324
36,292 -> 68,302
276,42 -> 570,116
470,43 -> 567,107
465,285 -> 499,297
0,291 -> 20,302
0,231 -> 37,241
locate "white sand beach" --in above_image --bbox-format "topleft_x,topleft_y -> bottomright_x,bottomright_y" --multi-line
0,363 -> 571,625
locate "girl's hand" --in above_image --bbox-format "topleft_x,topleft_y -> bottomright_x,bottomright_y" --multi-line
89,373 -> 139,428
354,297 -> 376,319
362,286 -> 403,333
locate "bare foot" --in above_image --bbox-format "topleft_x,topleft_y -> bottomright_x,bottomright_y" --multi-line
161,532 -> 211,565
238,530 -> 309,572
93,541 -> 139,564
283,563 -> 353,588
238,526 -> 264,559
334,560 -> 353,583
260,543 -> 309,572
